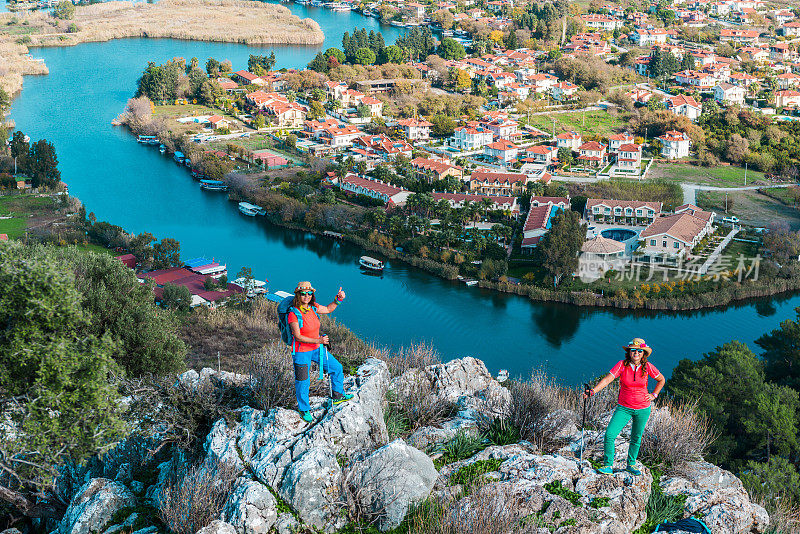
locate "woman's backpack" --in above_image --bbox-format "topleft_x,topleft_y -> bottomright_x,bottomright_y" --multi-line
655,518 -> 712,533
277,296 -> 318,348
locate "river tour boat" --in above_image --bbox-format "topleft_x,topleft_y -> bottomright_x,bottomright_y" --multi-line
390,20 -> 406,26
325,2 -> 352,10
359,256 -> 384,271
238,202 -> 266,216
137,135 -> 159,145
173,151 -> 185,163
200,179 -> 228,192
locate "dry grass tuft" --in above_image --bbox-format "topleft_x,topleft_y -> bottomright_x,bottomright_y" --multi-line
757,496 -> 800,534
509,370 -> 573,453
378,342 -> 442,377
640,398 -> 716,474
158,459 -> 241,534
398,490 -> 535,534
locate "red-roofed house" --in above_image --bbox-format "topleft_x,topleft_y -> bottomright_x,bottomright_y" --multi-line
115,254 -> 137,269
556,131 -> 582,151
411,157 -> 463,182
469,170 -> 530,195
353,134 -> 412,160
450,126 -> 494,150
585,199 -> 661,225
521,203 -> 565,251
658,130 -> 692,159
777,90 -> 800,108
397,118 -> 433,140
431,192 -> 519,215
639,208 -> 715,261
233,70 -> 267,86
484,139 -> 519,164
608,132 -> 635,155
524,145 -> 559,166
578,141 -> 607,167
616,143 -> 642,171
336,173 -> 411,206
208,115 -> 232,130
666,95 -> 702,120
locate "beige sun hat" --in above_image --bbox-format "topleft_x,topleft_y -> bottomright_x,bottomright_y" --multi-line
623,337 -> 652,357
295,281 -> 316,293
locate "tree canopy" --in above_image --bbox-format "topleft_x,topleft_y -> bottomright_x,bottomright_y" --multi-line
534,209 -> 586,287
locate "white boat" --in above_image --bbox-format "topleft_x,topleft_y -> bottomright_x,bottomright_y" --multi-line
390,20 -> 406,26
359,256 -> 384,271
325,2 -> 351,10
238,202 -> 266,216
231,277 -> 268,297
200,179 -> 229,192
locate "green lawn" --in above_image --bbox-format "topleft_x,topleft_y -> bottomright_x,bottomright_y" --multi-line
0,217 -> 27,239
0,194 -> 53,214
653,163 -> 765,186
723,238 -> 759,258
525,110 -> 631,139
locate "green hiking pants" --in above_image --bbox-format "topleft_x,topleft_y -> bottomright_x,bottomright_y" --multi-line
604,404 -> 651,467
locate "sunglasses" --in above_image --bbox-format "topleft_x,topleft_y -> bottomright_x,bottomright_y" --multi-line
298,290 -> 314,296
630,349 -> 645,353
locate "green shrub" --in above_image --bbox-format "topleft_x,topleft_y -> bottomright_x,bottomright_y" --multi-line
449,458 -> 505,486
633,468 -> 687,533
544,479 -> 582,506
479,417 -> 520,446
435,430 -> 488,465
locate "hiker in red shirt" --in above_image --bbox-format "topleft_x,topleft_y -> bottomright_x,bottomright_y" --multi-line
584,338 -> 666,476
287,281 -> 352,422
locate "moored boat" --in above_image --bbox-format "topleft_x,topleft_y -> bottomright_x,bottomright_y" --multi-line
173,151 -> 185,163
137,135 -> 159,144
200,179 -> 228,191
159,144 -> 166,153
359,256 -> 384,271
238,202 -> 266,216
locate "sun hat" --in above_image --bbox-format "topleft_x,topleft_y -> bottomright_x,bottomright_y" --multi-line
295,281 -> 316,293
623,338 -> 652,357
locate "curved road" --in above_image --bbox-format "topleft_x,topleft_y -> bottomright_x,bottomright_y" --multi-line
681,183 -> 798,205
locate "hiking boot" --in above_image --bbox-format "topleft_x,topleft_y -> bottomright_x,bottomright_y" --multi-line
332,392 -> 354,405
597,466 -> 613,475
626,465 -> 642,476
299,410 -> 313,423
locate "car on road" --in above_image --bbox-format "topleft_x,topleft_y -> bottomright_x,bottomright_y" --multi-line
722,216 -> 739,224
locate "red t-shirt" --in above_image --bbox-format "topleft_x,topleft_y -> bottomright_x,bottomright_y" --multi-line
287,306 -> 321,352
609,360 -> 661,410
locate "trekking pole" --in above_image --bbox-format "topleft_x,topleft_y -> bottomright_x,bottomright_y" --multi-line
580,383 -> 591,462
323,341 -> 333,409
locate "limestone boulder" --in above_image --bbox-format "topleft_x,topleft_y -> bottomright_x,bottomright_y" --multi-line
279,447 -> 345,532
222,478 -> 278,534
661,461 -> 769,534
59,478 -> 136,534
393,357 -> 510,418
349,439 -> 439,531
195,521 -> 236,534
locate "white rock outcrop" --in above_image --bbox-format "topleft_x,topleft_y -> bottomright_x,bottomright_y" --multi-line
59,478 -> 136,534
349,439 -> 439,531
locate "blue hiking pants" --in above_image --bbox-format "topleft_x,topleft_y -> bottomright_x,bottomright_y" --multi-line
293,346 -> 344,412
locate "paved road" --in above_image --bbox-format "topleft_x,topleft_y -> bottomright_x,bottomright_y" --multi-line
681,183 -> 797,205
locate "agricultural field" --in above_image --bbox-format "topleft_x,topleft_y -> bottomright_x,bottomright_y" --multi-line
696,189 -> 800,231
524,110 -> 631,139
0,194 -> 56,239
650,163 -> 766,187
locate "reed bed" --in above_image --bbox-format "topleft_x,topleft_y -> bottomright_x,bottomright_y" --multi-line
71,0 -> 323,45
0,0 -> 321,94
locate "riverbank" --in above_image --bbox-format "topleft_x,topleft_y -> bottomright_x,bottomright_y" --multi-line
0,0 -> 323,97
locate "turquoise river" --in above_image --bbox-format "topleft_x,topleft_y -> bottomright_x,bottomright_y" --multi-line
8,2 -> 800,384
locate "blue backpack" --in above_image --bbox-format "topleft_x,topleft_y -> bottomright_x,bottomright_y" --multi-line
277,296 -> 325,380
655,519 -> 711,533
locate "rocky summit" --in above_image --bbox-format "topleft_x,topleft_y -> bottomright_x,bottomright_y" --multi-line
49,357 -> 768,534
